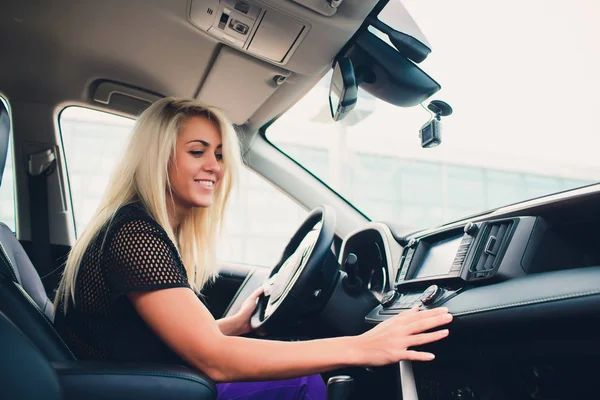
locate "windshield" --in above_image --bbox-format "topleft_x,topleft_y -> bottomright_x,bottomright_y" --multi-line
266,0 -> 600,232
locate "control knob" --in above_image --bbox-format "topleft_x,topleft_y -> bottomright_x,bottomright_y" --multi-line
464,222 -> 478,236
381,290 -> 399,308
420,285 -> 442,306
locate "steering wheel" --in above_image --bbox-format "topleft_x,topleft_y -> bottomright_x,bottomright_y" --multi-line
250,205 -> 337,333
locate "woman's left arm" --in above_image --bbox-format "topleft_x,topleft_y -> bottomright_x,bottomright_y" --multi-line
216,287 -> 263,336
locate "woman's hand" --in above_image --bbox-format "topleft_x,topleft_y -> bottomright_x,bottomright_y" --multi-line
230,286 -> 264,336
354,306 -> 452,366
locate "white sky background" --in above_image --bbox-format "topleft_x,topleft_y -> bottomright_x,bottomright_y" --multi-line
271,0 -> 600,180
399,0 -> 600,174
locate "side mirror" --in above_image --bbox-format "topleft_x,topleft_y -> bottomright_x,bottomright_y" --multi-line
329,58 -> 358,121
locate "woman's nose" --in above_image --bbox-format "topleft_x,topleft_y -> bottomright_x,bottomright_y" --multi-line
203,153 -> 221,173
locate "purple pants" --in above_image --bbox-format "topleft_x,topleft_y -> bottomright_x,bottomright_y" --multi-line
216,374 -> 326,400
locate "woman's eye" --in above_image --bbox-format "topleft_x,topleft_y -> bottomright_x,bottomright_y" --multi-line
190,150 -> 204,157
216,153 -> 223,161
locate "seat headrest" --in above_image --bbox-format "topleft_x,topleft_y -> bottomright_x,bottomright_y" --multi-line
0,101 -> 10,187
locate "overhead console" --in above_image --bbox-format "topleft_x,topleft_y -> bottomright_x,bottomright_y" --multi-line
367,216 -> 560,321
189,0 -> 309,64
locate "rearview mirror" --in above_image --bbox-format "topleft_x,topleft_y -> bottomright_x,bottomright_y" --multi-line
329,58 -> 358,121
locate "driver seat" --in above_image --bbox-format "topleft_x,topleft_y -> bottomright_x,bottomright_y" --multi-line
0,310 -> 63,399
0,101 -> 53,319
0,100 -> 74,361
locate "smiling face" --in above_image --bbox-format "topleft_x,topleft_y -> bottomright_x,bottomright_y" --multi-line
167,116 -> 224,216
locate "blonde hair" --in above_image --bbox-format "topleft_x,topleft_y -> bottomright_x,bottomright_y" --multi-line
55,97 -> 241,312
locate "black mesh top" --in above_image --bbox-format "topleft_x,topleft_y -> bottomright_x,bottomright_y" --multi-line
54,202 -> 191,364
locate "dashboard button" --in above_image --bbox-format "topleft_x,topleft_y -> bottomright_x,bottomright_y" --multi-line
381,290 -> 399,308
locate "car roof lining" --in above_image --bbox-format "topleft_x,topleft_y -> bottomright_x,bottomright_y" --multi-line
0,0 -> 381,130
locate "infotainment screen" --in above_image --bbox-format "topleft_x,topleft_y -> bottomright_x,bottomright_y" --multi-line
414,235 -> 462,279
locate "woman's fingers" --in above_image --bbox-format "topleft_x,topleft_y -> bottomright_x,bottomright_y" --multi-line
359,306 -> 453,366
248,287 -> 264,303
399,305 -> 420,315
397,307 -> 449,325
404,329 -> 449,348
399,350 -> 437,361
251,286 -> 264,297
403,312 -> 453,335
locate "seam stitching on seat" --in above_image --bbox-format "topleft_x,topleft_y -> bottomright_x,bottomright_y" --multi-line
14,283 -> 77,360
0,242 -> 18,282
0,241 -> 75,359
452,290 -> 600,316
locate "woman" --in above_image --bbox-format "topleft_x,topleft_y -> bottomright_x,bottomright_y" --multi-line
53,98 -> 452,399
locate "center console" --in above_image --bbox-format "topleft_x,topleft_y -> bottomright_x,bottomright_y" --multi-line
366,216 -> 543,322
351,192 -> 600,400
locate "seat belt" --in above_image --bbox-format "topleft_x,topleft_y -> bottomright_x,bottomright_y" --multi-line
27,148 -> 56,289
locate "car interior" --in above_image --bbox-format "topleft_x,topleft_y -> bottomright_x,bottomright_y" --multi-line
1,0 -> 600,399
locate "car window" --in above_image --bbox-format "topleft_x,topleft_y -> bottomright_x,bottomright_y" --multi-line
0,96 -> 16,232
266,0 -> 599,232
59,107 -> 135,236
218,168 -> 307,267
59,106 -> 306,267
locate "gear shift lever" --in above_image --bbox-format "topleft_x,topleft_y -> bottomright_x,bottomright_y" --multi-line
327,375 -> 355,400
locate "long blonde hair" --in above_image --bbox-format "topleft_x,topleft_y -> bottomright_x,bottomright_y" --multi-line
55,98 -> 241,312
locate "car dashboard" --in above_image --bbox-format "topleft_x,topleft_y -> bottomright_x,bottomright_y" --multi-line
337,186 -> 600,399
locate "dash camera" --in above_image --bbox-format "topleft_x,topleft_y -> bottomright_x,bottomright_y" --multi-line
419,118 -> 441,148
419,100 -> 452,148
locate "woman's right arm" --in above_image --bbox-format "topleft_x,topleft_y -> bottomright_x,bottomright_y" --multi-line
129,287 -> 452,383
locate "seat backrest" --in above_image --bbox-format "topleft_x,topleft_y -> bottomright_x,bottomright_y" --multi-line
0,100 -> 75,362
0,101 -> 54,319
0,310 -> 63,400
0,241 -> 76,361
0,222 -> 55,317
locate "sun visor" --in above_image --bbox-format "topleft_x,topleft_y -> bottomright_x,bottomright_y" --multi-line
196,46 -> 290,124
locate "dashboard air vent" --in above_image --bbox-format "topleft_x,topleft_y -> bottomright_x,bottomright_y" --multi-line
469,220 -> 514,279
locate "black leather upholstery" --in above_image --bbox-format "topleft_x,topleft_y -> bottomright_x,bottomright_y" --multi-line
0,311 -> 63,400
54,361 -> 216,400
0,100 -> 55,319
0,222 -> 55,318
0,274 -> 76,361
0,233 -> 75,361
442,266 -> 600,318
0,100 -> 74,361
